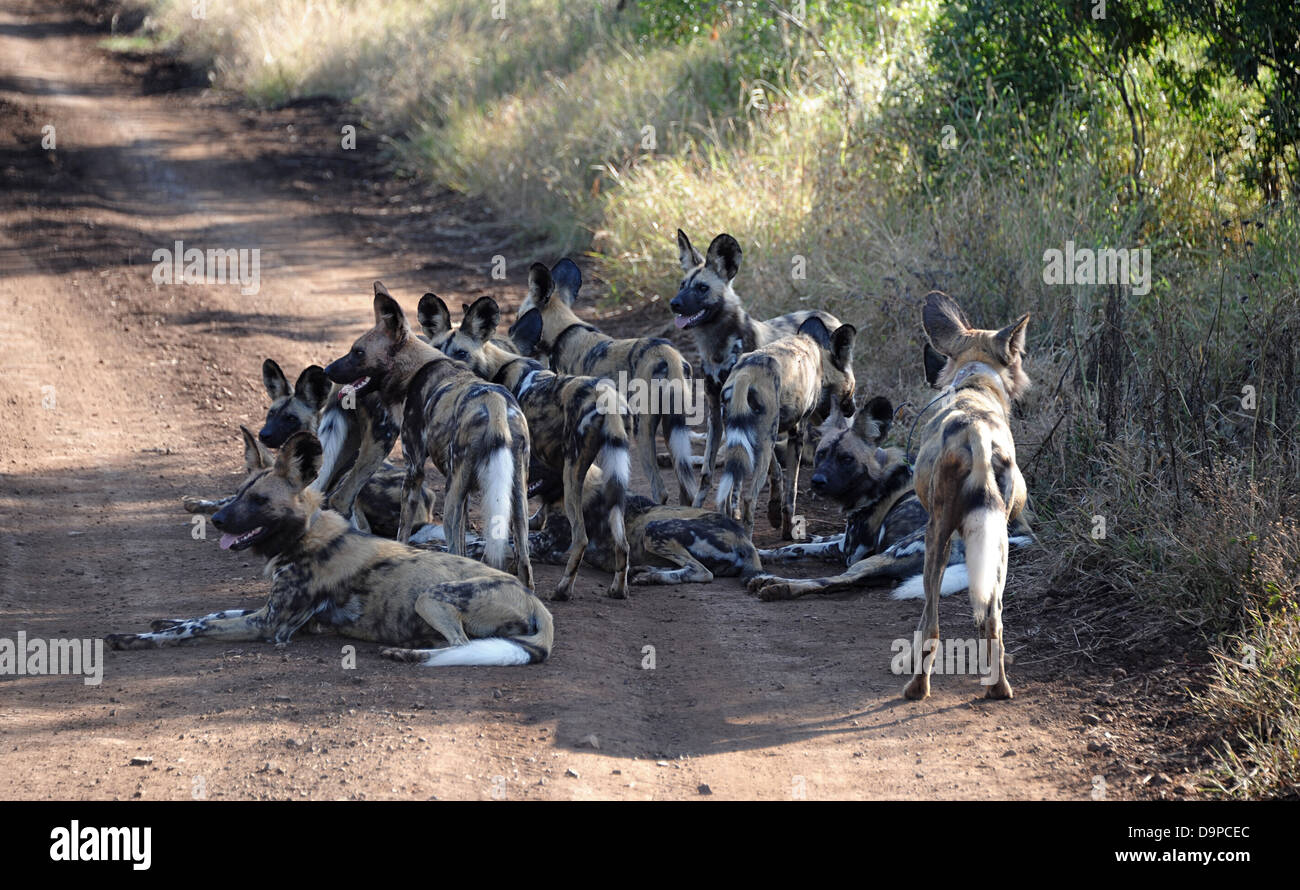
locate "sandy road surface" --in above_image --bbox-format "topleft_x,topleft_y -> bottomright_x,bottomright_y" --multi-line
0,0 -> 1103,800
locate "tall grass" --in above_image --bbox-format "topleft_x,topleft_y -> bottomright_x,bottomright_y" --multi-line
138,0 -> 1298,796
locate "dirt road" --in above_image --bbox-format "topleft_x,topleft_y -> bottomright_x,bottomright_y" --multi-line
0,0 -> 1105,800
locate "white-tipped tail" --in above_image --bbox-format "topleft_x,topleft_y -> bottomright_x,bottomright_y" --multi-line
892,563 -> 971,600
962,507 -> 1008,624
421,638 -> 531,667
598,442 -> 631,490
480,447 -> 514,570
308,407 -> 349,494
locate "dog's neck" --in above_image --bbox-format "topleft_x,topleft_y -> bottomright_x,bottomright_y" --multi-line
950,360 -> 1010,408
842,462 -> 914,545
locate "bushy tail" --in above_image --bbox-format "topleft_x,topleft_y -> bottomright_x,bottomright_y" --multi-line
307,403 -> 349,494
479,399 -> 517,571
419,595 -> 552,666
963,507 -> 1008,629
715,374 -> 757,512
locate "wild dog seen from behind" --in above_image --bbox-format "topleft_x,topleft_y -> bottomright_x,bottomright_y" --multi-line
511,260 -> 698,506
420,292 -> 631,600
905,292 -> 1030,701
108,432 -> 553,666
714,316 -> 857,538
325,283 -> 533,588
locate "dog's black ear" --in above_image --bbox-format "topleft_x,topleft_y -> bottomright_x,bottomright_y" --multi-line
509,308 -> 545,356
830,323 -> 857,370
705,233 -> 742,282
294,365 -> 331,411
551,258 -> 582,305
922,291 -> 969,356
417,293 -> 452,339
274,431 -> 323,490
994,313 -> 1030,363
677,228 -> 704,271
854,395 -> 893,444
797,315 -> 833,348
262,358 -> 291,401
239,424 -> 271,471
923,342 -> 947,388
818,398 -> 851,436
463,296 -> 501,343
373,284 -> 408,342
527,263 -> 555,309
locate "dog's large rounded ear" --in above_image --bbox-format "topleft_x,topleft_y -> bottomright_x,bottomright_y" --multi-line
551,258 -> 582,305
463,296 -> 501,343
854,395 -> 894,444
797,315 -> 833,348
817,398 -> 850,436
527,263 -> 555,309
922,291 -> 969,356
274,431 -> 323,490
705,233 -> 742,282
239,424 -> 272,471
294,365 -> 332,412
994,313 -> 1030,363
830,323 -> 857,370
262,358 -> 291,401
417,293 -> 452,339
373,283 -> 408,342
677,228 -> 704,271
923,342 -> 947,388
508,308 -> 545,356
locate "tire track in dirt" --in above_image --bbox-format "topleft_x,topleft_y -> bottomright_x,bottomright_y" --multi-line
0,0 -> 1100,799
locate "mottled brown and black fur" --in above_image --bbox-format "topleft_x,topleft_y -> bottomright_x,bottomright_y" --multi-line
325,282 -> 533,588
511,259 -> 698,506
714,316 -> 857,538
903,292 -> 1030,701
107,432 -> 553,666
672,229 -> 840,506
420,293 -> 631,600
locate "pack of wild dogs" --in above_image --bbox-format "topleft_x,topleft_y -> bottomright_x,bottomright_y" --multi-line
107,231 -> 1034,699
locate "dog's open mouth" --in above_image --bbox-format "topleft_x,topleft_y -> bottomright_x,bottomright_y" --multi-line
340,376 -> 371,399
674,310 -> 707,329
220,527 -> 266,551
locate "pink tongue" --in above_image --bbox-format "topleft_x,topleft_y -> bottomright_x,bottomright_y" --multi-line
674,315 -> 692,329
220,533 -> 238,551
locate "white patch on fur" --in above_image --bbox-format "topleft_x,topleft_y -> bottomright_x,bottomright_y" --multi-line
962,508 -> 1008,623
479,448 -> 514,570
599,443 -> 631,489
891,563 -> 970,600
420,638 -> 530,666
307,407 -> 348,494
515,369 -> 542,399
409,524 -> 447,545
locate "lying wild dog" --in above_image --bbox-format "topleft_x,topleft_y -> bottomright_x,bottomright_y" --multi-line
745,397 -> 1032,601
672,229 -> 840,506
183,423 -> 433,541
419,293 -> 631,600
183,360 -> 427,538
901,292 -> 1030,701
324,282 -> 533,588
510,259 -> 698,506
470,466 -> 763,585
714,316 -> 857,538
107,433 -> 551,665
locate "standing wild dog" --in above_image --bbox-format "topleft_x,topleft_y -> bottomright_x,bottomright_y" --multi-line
672,229 -> 840,506
258,358 -> 399,530
904,292 -> 1030,701
488,466 -> 764,585
510,259 -> 698,506
420,293 -> 631,600
107,432 -> 552,666
324,282 -> 533,588
714,316 -> 857,538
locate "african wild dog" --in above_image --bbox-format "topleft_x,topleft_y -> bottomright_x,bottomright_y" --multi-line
480,466 -> 763,585
182,423 -> 433,541
714,316 -> 857,538
672,229 -> 840,506
419,293 -> 631,600
107,432 -> 552,665
902,292 -> 1030,701
324,282 -> 533,588
258,358 -> 399,530
745,399 -> 1034,602
510,259 -> 698,506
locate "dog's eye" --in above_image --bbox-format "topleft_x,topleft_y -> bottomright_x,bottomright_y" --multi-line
695,282 -> 708,293
838,453 -> 853,465
247,492 -> 268,506
350,347 -> 363,358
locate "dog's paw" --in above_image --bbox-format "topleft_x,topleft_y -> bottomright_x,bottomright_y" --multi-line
745,575 -> 796,600
148,618 -> 185,632
379,646 -> 427,664
104,633 -> 139,650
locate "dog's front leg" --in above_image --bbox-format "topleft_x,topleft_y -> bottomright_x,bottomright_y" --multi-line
693,383 -> 723,507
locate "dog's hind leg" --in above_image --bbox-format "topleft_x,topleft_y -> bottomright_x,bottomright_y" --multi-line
635,412 -> 669,504
778,422 -> 804,540
693,387 -> 723,507
903,515 -> 955,701
441,469 -> 470,558
554,459 -> 587,601
631,536 -> 714,585
747,549 -> 923,600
